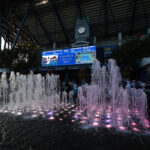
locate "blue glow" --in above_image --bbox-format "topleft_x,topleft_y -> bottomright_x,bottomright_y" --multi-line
41,46 -> 96,66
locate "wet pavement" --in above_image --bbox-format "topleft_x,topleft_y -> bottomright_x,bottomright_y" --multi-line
0,113 -> 150,150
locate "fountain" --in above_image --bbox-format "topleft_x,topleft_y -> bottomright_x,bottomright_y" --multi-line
75,59 -> 150,133
0,59 -> 150,134
0,71 -> 64,118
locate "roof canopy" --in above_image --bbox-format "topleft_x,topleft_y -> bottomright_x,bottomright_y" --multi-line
1,0 -> 150,49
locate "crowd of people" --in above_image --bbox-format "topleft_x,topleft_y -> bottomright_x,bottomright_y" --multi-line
61,79 -> 150,98
123,80 -> 150,92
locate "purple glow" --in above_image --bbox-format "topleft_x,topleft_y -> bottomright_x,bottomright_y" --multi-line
48,111 -> 53,115
73,115 -> 79,119
106,115 -> 111,119
105,119 -> 111,123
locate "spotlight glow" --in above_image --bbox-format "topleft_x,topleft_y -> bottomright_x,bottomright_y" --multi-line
17,112 -> 22,115
95,114 -> 99,117
92,122 -> 99,126
105,124 -> 112,128
48,111 -> 53,115
31,114 -> 38,118
59,118 -> 63,121
82,116 -> 88,120
145,124 -> 150,128
118,126 -> 126,130
117,117 -> 122,120
39,111 -> 44,115
94,118 -> 99,121
105,119 -> 111,123
106,115 -> 111,119
80,120 -> 86,124
131,122 -> 136,126
4,110 -> 8,113
133,127 -> 140,132
49,116 -> 54,120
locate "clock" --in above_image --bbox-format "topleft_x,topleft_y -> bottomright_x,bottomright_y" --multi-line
78,26 -> 86,34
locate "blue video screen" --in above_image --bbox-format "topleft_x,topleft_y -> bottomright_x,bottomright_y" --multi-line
41,46 -> 96,66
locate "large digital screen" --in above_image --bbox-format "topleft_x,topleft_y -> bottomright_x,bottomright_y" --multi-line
41,46 -> 96,66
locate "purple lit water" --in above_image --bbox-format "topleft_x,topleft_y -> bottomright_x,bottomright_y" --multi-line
75,59 -> 150,133
0,59 -> 150,134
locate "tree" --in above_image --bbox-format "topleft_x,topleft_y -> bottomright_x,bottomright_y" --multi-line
0,41 -> 41,72
110,37 -> 150,79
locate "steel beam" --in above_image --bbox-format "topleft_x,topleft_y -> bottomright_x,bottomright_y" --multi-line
4,32 -> 8,49
13,12 -> 41,46
49,0 -> 70,45
33,9 -> 53,46
141,0 -> 149,28
107,0 -> 118,33
103,0 -> 108,36
75,0 -> 83,19
130,0 -> 137,34
12,0 -> 33,49
121,0 -> 133,32
0,9 -> 2,50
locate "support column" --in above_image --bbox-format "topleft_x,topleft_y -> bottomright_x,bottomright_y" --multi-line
12,1 -> 33,49
0,9 -> 2,50
93,36 -> 96,45
52,42 -> 56,49
4,32 -> 8,50
147,28 -> 150,37
118,32 -> 122,47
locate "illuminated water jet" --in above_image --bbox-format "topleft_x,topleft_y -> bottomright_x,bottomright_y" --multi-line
75,59 -> 150,133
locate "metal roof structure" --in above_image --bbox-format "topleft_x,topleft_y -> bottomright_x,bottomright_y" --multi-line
0,0 -> 150,49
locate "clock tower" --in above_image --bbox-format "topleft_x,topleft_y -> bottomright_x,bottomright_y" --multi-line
74,16 -> 90,43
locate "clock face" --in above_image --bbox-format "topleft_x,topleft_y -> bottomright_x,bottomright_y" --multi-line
78,26 -> 86,34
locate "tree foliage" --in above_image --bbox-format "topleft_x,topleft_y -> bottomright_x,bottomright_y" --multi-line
0,41 -> 41,72
110,37 -> 150,79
